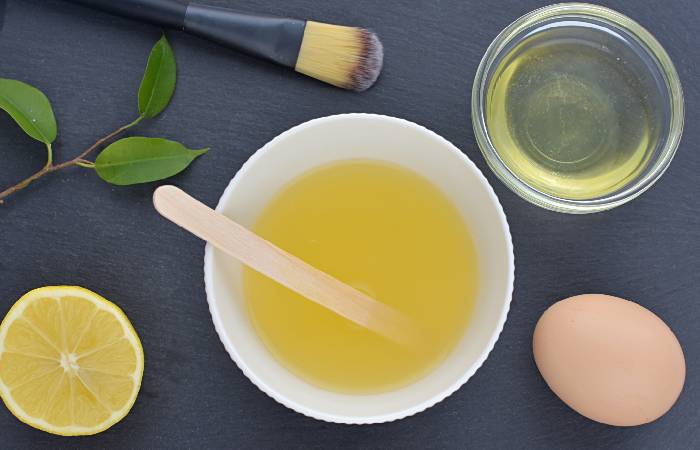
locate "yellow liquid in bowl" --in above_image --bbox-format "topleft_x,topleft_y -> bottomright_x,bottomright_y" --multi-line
485,25 -> 661,199
243,160 -> 478,393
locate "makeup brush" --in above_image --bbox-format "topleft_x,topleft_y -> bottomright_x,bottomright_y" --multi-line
64,0 -> 383,91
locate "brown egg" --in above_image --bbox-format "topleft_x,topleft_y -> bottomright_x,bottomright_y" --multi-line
533,294 -> 685,426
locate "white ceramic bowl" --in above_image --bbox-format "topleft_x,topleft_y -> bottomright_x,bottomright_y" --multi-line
204,114 -> 514,424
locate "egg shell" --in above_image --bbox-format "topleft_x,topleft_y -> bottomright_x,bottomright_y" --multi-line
533,294 -> 685,426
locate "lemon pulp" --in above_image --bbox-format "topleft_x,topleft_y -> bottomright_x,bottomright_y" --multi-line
0,286 -> 143,435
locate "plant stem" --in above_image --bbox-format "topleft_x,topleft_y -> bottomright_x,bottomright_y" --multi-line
0,116 -> 144,203
75,160 -> 95,168
45,143 -> 53,167
51,116 -> 143,171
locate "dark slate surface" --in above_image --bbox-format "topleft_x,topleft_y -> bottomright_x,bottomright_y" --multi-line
1,0 -> 698,448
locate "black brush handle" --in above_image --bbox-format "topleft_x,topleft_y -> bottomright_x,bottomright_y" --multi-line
65,0 -> 306,68
184,4 -> 305,68
67,0 -> 187,29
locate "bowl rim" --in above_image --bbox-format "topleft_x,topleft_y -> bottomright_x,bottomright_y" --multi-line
202,113 -> 515,424
471,2 -> 685,214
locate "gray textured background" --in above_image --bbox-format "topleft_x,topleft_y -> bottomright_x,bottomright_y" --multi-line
1,0 -> 698,448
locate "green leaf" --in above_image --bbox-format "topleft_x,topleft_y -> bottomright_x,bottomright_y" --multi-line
138,35 -> 176,118
94,137 -> 207,185
0,79 -> 57,144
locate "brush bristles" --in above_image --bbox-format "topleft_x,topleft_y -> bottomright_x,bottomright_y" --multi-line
295,21 -> 383,92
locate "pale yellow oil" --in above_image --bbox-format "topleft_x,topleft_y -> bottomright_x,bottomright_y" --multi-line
486,27 -> 661,199
243,160 -> 478,393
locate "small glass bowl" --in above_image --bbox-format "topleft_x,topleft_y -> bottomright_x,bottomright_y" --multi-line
471,3 -> 684,213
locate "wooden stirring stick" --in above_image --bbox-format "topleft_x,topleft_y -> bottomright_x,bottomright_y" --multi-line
153,185 -> 417,346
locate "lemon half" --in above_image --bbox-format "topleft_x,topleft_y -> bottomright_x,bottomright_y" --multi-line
0,286 -> 144,435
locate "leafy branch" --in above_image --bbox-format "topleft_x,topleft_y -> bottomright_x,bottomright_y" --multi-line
0,35 -> 207,204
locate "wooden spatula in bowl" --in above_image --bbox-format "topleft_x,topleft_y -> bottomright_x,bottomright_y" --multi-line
153,185 -> 417,346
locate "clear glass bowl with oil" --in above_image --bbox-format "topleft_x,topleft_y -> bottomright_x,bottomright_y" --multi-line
472,3 -> 684,213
